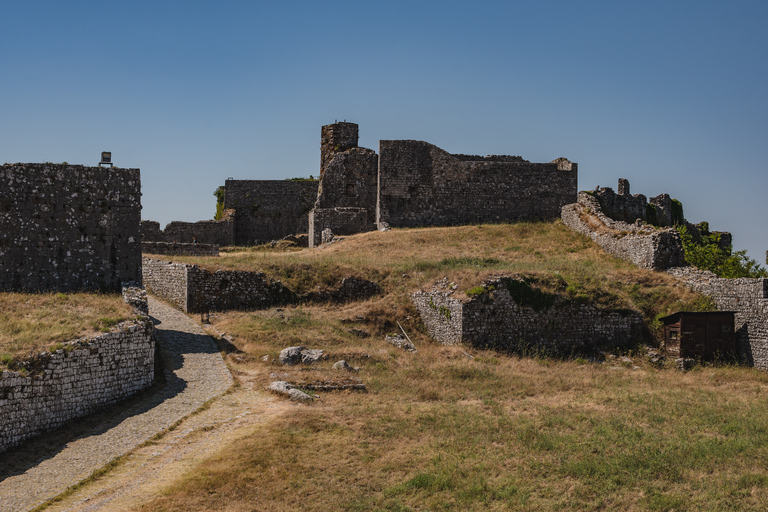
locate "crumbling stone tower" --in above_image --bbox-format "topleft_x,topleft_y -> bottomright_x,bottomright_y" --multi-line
320,121 -> 358,176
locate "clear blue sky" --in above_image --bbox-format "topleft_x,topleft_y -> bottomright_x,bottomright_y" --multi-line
2,1 -> 766,262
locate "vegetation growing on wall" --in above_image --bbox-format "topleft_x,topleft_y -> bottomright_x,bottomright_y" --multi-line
677,223 -> 767,278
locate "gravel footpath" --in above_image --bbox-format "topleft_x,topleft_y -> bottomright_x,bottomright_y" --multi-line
0,296 -> 234,512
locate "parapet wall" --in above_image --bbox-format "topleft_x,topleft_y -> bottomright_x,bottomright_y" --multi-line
223,180 -> 318,245
376,141 -> 577,228
0,289 -> 154,453
141,217 -> 234,246
0,163 -> 142,292
142,241 -> 219,257
667,267 -> 768,369
412,277 -> 643,355
561,192 -> 686,270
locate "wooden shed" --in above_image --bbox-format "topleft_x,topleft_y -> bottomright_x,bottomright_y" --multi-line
660,311 -> 735,360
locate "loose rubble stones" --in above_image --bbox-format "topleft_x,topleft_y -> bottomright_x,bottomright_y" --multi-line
278,346 -> 325,366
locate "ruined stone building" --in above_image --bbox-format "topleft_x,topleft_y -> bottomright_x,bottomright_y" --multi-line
142,122 -> 578,247
0,163 -> 142,292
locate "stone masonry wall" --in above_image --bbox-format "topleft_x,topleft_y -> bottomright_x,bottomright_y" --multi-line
314,147 -> 378,228
321,122 -> 359,176
0,291 -> 154,453
376,141 -> 577,228
561,192 -> 686,270
413,277 -> 643,355
223,180 -> 318,245
142,258 -> 296,313
667,267 -> 768,369
185,266 -> 296,313
142,258 -> 190,311
142,242 -> 219,257
0,163 -> 142,292
308,208 -> 368,248
140,218 -> 234,246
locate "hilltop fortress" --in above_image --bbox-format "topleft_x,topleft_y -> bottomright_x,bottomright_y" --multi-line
142,122 -> 578,247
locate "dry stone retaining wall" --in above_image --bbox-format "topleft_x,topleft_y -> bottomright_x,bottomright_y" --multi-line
413,278 -> 643,356
143,258 -> 379,313
561,192 -> 686,270
0,163 -> 142,292
142,258 -> 295,313
0,291 -> 154,453
668,267 -> 768,369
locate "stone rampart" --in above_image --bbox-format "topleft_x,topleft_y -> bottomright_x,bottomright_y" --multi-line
0,288 -> 154,453
309,208 -> 368,247
314,147 -> 378,227
321,121 -> 359,176
561,192 -> 686,270
0,163 -> 142,292
142,258 -> 295,313
376,140 -> 577,228
223,180 -> 318,245
142,258 -> 190,311
140,216 -> 234,246
186,267 -> 296,313
142,241 -> 219,257
413,277 -> 643,356
667,267 -> 768,369
143,258 -> 380,313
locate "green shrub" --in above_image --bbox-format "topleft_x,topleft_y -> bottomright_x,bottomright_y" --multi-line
677,224 -> 767,278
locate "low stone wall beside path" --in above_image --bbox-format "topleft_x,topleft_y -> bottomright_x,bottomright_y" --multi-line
0,285 -> 154,454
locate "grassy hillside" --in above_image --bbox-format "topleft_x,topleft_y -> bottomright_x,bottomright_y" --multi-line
146,221 -> 713,338
129,221 -> 768,511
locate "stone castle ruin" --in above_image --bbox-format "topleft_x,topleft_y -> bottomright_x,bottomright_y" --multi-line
561,178 -> 731,270
1,163 -> 142,292
142,121 -> 578,248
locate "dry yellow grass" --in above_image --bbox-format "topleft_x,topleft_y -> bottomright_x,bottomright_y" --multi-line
0,292 -> 135,366
150,221 -> 712,337
138,302 -> 768,511
131,222 -> 768,510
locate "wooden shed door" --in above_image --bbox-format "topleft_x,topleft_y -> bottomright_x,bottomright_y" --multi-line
693,322 -> 707,358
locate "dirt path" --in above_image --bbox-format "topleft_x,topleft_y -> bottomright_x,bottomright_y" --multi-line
42,375 -> 288,512
0,297 -> 237,512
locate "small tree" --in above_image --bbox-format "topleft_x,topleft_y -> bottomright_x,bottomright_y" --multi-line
213,186 -> 225,220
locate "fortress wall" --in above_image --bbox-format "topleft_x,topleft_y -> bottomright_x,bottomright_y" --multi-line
413,278 -> 643,356
142,242 -> 219,257
668,267 -> 768,369
0,290 -> 153,453
142,258 -> 296,313
376,141 -> 578,228
140,218 -> 234,246
223,180 -> 318,245
185,266 -> 295,313
142,258 -> 190,311
309,208 -> 368,247
314,148 -> 378,227
561,192 -> 686,270
0,163 -> 142,292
